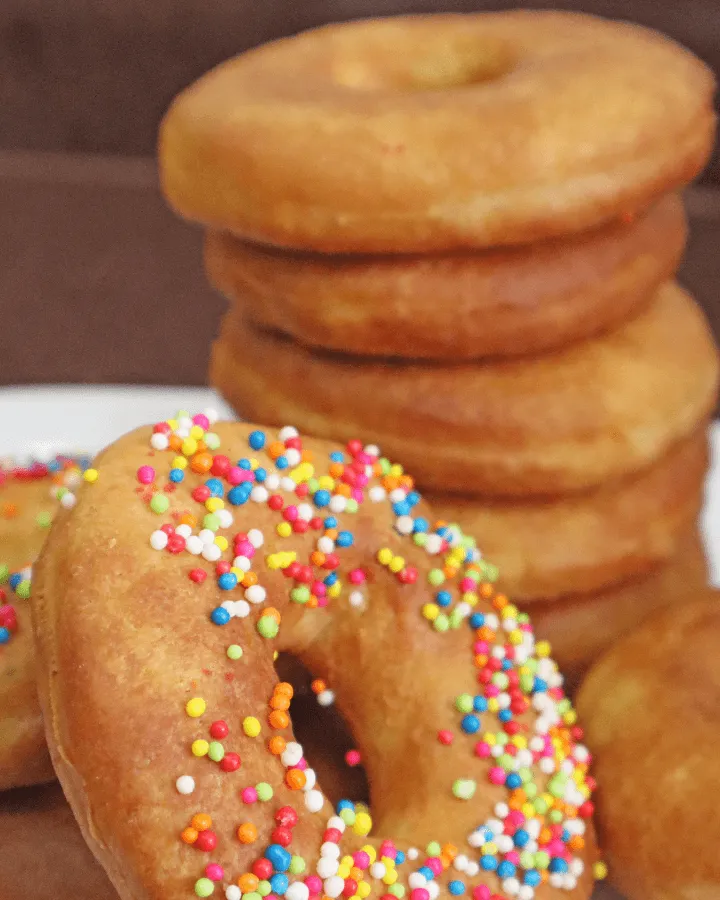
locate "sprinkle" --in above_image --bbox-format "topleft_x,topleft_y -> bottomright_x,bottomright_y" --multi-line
226,644 -> 243,660
243,717 -> 261,737
186,698 -> 206,718
176,775 -> 196,795
452,779 -> 477,800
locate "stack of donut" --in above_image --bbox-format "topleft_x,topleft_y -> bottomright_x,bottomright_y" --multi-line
158,11 -> 719,682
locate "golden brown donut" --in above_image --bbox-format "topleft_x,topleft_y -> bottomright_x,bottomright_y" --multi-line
33,415 -> 603,900
0,457 -> 90,790
159,13 -> 714,254
205,196 -> 686,361
210,282 -> 719,497
531,526 -> 709,688
428,428 -> 708,601
0,783 -> 115,900
576,594 -> 720,899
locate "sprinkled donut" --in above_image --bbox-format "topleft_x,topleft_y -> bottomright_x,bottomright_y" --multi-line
159,13 -> 714,253
211,283 -> 718,496
34,412 -> 604,900
205,196 -> 686,361
0,454 -> 92,789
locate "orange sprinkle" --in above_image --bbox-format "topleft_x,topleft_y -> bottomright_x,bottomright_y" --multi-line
268,736 -> 286,755
336,483 -> 351,498
268,710 -> 290,730
324,528 -> 338,540
569,835 -> 585,852
307,595 -> 319,608
539,827 -> 552,844
493,593 -> 509,610
168,435 -> 182,452
310,551 -> 326,567
477,626 -> 495,642
1,503 -> 17,518
242,571 -> 258,588
190,451 -> 213,474
268,441 -> 285,460
191,813 -> 212,832
285,768 -> 307,790
480,583 -> 494,599
270,693 -> 291,711
328,463 -> 344,479
179,513 -> 197,528
301,449 -> 314,463
181,827 -> 198,844
399,474 -> 414,490
311,679 -> 327,694
237,823 -> 258,844
238,874 -> 259,893
274,682 -> 294,698
442,844 -> 458,861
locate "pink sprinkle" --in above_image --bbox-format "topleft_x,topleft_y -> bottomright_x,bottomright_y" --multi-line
425,858 -> 442,876
473,641 -> 489,654
473,887 -> 491,900
460,578 -> 475,592
380,841 -> 396,860
312,582 -> 327,597
353,852 -> 370,870
547,840 -> 565,856
284,505 -> 299,522
489,767 -> 506,785
137,465 -> 155,484
355,473 -> 369,487
228,467 -> 252,485
193,414 -> 210,430
296,757 -> 308,771
357,452 -> 374,465
507,810 -> 525,828
235,540 -> 255,558
205,864 -> 224,881
411,890 -> 429,900
305,876 -> 323,894
474,741 -> 491,758
316,596 -> 329,608
345,750 -> 362,767
351,488 -> 364,503
241,787 -> 258,804
485,685 -> 499,697
349,569 -> 366,585
505,851 -> 521,866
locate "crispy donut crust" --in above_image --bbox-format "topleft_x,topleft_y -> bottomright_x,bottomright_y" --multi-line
32,422 -> 598,900
576,594 -> 720,899
159,13 -> 715,253
205,196 -> 686,361
429,428 -> 708,601
532,526 -> 709,688
210,283 -> 719,497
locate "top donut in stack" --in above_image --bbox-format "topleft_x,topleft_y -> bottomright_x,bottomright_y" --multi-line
159,12 -> 718,679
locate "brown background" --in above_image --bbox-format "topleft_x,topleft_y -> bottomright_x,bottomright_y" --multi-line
1,0 -> 719,390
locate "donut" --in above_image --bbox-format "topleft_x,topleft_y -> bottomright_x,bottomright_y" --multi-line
531,525 -> 709,688
0,784 -> 115,900
210,282 -> 718,497
576,595 -> 720,899
33,414 -> 604,900
159,13 -> 715,254
0,455 -> 91,790
205,196 -> 686,361
428,428 -> 707,601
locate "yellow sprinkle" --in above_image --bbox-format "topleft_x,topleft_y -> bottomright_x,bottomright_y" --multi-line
361,845 -> 376,864
353,811 -> 372,836
563,710 -> 578,725
536,640 -> 551,658
172,456 -> 188,470
388,556 -> 404,573
509,630 -> 523,646
484,842 -> 497,856
243,716 -> 261,738
83,468 -> 99,483
337,865 -> 351,880
389,464 -> 403,477
289,463 -> 314,483
230,567 -> 243,579
266,551 -> 297,570
487,698 -> 499,713
205,497 -> 224,513
357,884 -> 371,898
593,862 -> 608,881
317,475 -> 335,491
167,418 -> 178,431
377,547 -> 393,566
181,437 -> 198,457
276,522 -> 292,538
190,424 -> 205,439
214,536 -> 229,551
273,650 -> 279,660
185,697 -> 206,718
383,871 -> 398,885
422,603 -> 439,621
192,739 -> 209,757
521,802 -> 535,819
249,458 -> 259,470
328,582 -> 342,599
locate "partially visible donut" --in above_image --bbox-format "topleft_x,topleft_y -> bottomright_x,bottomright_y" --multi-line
159,13 -> 715,253
33,414 -> 603,900
210,282 -> 718,496
429,428 -> 708,601
576,595 -> 720,899
0,456 -> 91,790
205,196 -> 686,361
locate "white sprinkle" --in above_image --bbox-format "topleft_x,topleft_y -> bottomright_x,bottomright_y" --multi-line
467,831 -> 485,848
406,848 -> 419,861
247,528 -> 264,548
349,591 -> 365,609
570,859 -> 584,877
281,742 -> 303,767
233,555 -> 252,571
245,585 -> 266,605
150,530 -> 168,551
563,876 -> 577,891
203,407 -> 219,425
285,884 -> 309,900
425,534 -> 443,554
302,768 -> 317,791
320,844 -> 340,861
198,529 -> 215,545
517,887 -> 535,900
60,493 -> 76,509
150,433 -> 169,450
549,875 -> 564,888
201,543 -> 222,562
186,536 -> 204,555
494,802 -> 509,818
502,878 -> 520,897
427,883 -> 439,900
370,863 -> 387,880
281,476 -> 298,492
453,855 -> 469,873
251,486 -> 269,503
395,515 -> 414,535
465,863 -> 479,878
495,835 -> 513,853
278,426 -> 299,441
388,488 -> 406,502
408,874 -> 427,889
328,495 -> 346,513
323,876 -> 344,898
297,504 -> 314,521
175,775 -> 195,795
327,816 -> 345,833
364,444 -> 380,457
285,449 -> 301,466
265,473 -> 280,490
216,509 -> 234,529
305,789 -> 324,813
226,887 -> 241,900
369,486 -> 386,503
317,690 -> 335,707
317,536 -> 335,554
221,601 -> 236,616
233,600 -> 250,619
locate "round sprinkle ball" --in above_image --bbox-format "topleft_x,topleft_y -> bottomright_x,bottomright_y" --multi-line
186,698 -> 206,718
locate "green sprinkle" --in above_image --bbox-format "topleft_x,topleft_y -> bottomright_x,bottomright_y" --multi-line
452,778 -> 476,800
455,693 -> 474,713
426,841 -> 441,856
492,672 -> 509,689
208,742 -> 224,762
345,499 -> 358,514
535,851 -> 550,870
258,881 -> 272,897
481,562 -> 499,582
433,614 -> 449,632
35,511 -> 52,528
448,609 -> 464,629
389,885 -> 406,898
257,616 -> 279,639
16,579 -> 31,600
519,767 -> 532,784
534,798 -> 548,815
525,782 -> 538,799
290,586 -> 310,604
150,494 -> 170,515
340,808 -> 356,826
307,478 -> 319,493
520,851 -> 535,871
203,512 -> 220,531
195,878 -> 214,898
499,754 -> 513,771
204,432 -> 221,450
244,894 -> 261,900
520,673 -> 534,693
428,569 -> 445,586
0,564 -> 9,584
548,809 -> 564,824
256,782 -> 273,802
226,644 -> 243,660
289,857 -> 306,874
379,459 -> 392,475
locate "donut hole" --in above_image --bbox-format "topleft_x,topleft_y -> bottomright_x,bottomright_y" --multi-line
331,37 -> 514,92
275,654 -> 370,806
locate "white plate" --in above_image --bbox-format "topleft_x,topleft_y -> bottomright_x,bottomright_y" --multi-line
1,385 -> 715,898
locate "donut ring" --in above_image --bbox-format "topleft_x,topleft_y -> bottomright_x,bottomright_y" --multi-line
0,784 -> 115,900
531,525 -> 708,687
428,428 -> 708,601
34,416 -> 602,900
205,196 -> 686,361
210,282 -> 718,496
577,594 -> 720,899
159,13 -> 715,253
0,456 -> 90,790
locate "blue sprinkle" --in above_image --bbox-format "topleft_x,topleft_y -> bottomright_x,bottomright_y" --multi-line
501,658 -> 513,670
412,517 -> 429,533
469,613 -> 485,629
406,491 -> 420,507
561,829 -> 570,843
480,856 -> 497,872
329,451 -> 344,463
513,829 -> 530,848
336,531 -> 353,547
249,430 -> 266,450
0,628 -> 10,644
498,709 -> 513,723
336,799 -> 354,812
395,852 -> 406,865
497,861 -> 516,879
9,573 -> 22,590
204,478 -> 224,498
549,859 -> 568,875
264,844 -> 291,872
210,607 -> 231,626
448,882 -> 465,895
436,590 -> 452,607
505,773 -> 522,789
276,456 -> 289,470
218,573 -> 238,591
324,572 -> 338,586
255,467 -> 267,482
461,714 -> 480,734
524,871 -> 542,887
437,525 -> 450,538
47,460 -> 61,472
473,696 -> 487,712
239,458 -> 253,470
534,677 -> 548,693
228,486 -> 250,506
314,490 -> 331,508
169,468 -> 184,483
324,517 -> 338,529
270,874 -> 289,895
392,501 -> 411,516
418,867 -> 434,881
